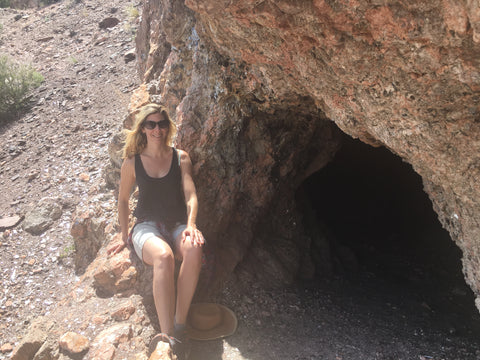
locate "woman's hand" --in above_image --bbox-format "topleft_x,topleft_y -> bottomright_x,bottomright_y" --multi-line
107,241 -> 126,256
183,225 -> 205,247
107,234 -> 128,256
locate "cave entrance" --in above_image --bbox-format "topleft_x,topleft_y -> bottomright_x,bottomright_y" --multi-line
296,134 -> 480,332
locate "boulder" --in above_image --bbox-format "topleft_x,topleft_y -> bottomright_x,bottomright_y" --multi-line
58,332 -> 89,355
23,197 -> 62,235
92,234 -> 137,295
10,317 -> 51,360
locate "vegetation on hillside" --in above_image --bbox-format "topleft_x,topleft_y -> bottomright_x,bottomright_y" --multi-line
0,55 -> 44,124
1,0 -> 63,9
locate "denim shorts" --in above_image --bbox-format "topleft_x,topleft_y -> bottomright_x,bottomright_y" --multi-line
131,221 -> 187,262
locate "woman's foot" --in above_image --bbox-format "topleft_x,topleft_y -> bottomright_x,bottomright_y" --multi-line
148,332 -> 189,360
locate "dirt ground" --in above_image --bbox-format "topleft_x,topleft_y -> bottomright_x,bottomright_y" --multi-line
0,0 -> 138,354
1,1 -> 480,359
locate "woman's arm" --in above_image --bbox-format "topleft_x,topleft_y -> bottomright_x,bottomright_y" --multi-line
179,150 -> 204,246
109,157 -> 136,255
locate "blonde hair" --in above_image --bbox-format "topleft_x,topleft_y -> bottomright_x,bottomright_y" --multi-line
122,103 -> 177,159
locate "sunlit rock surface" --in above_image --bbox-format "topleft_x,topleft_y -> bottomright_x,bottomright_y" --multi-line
131,0 -> 480,306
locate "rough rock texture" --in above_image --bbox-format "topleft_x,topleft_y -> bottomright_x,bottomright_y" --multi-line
7,235 -> 160,360
58,332 -> 90,355
130,0 -> 480,306
22,197 -> 62,235
71,205 -> 109,274
10,317 -> 52,360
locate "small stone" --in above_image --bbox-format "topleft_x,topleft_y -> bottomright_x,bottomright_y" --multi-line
36,36 -> 54,43
92,314 -> 108,325
124,48 -> 136,63
79,173 -> 90,182
99,17 -> 120,29
0,215 -> 22,229
28,259 -> 36,266
27,171 -> 39,182
58,331 -> 90,354
1,343 -> 13,353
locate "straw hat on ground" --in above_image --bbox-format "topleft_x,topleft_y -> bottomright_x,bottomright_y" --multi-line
186,303 -> 237,341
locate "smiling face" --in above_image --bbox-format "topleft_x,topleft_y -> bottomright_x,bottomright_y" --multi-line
142,112 -> 169,145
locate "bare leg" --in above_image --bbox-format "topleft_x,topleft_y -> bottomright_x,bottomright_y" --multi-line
142,236 -> 176,334
174,235 -> 203,325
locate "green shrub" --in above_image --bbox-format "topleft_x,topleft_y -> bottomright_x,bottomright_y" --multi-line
0,0 -> 10,9
0,55 -> 44,123
39,0 -> 61,6
125,4 -> 139,20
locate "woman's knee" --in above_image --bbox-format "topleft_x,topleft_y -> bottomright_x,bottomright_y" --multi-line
144,239 -> 174,268
182,244 -> 203,263
153,247 -> 175,265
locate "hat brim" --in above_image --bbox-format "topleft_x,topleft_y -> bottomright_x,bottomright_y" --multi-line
186,303 -> 238,341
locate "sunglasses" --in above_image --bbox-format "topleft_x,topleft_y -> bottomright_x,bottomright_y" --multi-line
143,119 -> 170,130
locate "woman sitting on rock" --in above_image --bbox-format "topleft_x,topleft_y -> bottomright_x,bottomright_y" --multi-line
112,103 -> 205,359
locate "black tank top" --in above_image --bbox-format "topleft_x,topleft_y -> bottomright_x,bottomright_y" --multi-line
133,148 -> 187,228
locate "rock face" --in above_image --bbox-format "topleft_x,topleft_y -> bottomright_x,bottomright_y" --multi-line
129,0 -> 480,306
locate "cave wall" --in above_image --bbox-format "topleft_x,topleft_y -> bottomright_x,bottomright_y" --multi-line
131,0 -> 480,305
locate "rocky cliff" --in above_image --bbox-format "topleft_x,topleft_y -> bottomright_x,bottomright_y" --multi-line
127,0 -> 480,308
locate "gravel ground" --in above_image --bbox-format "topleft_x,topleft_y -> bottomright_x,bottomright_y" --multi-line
1,1 -> 480,359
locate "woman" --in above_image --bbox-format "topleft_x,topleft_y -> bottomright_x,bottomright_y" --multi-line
111,103 -> 204,358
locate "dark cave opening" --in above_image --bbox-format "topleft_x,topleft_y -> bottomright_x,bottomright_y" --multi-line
296,134 -> 480,331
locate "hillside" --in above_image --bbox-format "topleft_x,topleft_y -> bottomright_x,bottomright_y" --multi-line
1,1 -> 480,359
0,0 -> 138,352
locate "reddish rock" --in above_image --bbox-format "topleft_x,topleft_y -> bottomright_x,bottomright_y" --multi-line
87,323 -> 134,359
148,341 -> 172,360
79,173 -> 90,182
115,265 -> 138,292
92,314 -> 109,325
58,331 -> 90,354
110,300 -> 136,321
88,343 -> 115,360
126,84 -> 151,128
0,343 -> 13,353
128,0 -> 480,307
93,237 -> 138,294
91,323 -> 133,348
71,207 -> 107,274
